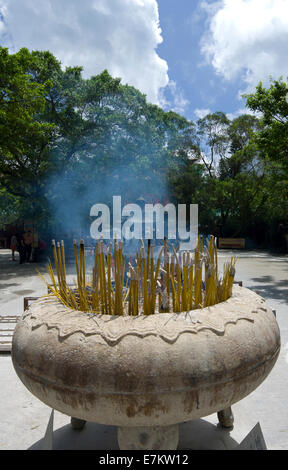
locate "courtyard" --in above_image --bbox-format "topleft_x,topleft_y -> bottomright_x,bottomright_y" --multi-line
0,248 -> 287,450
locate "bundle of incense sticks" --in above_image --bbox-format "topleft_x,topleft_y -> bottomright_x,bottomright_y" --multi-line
38,236 -> 236,315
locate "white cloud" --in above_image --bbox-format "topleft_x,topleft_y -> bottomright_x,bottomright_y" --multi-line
194,108 -> 211,119
0,0 -> 169,105
201,0 -> 288,93
226,107 -> 261,121
160,80 -> 190,115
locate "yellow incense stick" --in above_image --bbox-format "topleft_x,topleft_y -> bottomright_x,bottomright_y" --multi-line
41,238 -> 236,316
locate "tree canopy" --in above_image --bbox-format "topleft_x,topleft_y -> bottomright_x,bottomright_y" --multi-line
245,77 -> 288,171
0,47 -> 287,251
0,47 -> 198,234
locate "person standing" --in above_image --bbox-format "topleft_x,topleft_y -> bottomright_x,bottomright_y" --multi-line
23,229 -> 33,262
10,233 -> 18,261
18,234 -> 26,264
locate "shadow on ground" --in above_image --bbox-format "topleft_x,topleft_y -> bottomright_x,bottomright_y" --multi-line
249,275 -> 288,303
28,419 -> 239,450
0,251 -> 47,283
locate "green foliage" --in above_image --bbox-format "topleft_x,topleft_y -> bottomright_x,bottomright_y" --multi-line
0,188 -> 20,227
0,45 -> 287,250
245,78 -> 288,170
0,47 -> 199,230
0,47 -> 56,216
196,111 -> 230,177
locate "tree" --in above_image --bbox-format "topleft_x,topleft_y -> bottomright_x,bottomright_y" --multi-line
186,111 -> 270,239
196,111 -> 230,177
245,77 -> 288,171
0,188 -> 20,227
0,47 -> 200,233
0,47 -> 54,201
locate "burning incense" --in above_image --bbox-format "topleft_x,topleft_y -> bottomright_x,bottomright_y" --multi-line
40,237 -> 236,316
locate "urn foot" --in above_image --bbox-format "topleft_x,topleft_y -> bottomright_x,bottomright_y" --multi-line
71,417 -> 86,430
217,407 -> 234,428
117,424 -> 179,450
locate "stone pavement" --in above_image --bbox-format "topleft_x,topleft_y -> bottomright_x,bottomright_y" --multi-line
0,248 -> 287,450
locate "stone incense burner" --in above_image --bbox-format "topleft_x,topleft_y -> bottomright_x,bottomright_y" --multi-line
12,285 -> 280,450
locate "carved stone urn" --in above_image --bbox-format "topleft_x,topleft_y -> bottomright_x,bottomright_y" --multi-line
12,285 -> 280,450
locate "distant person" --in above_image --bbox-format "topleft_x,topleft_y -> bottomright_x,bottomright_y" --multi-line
38,239 -> 47,252
18,234 -> 26,264
31,231 -> 39,262
23,229 -> 33,262
35,238 -> 47,262
10,233 -> 18,261
276,223 -> 286,253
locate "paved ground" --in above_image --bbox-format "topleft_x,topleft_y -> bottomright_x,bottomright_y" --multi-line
0,248 -> 287,450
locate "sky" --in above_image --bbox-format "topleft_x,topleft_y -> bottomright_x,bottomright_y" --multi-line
0,0 -> 288,122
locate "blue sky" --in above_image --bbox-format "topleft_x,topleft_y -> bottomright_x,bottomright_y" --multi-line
1,0 -> 287,122
157,0 -> 288,120
157,0 -> 243,120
